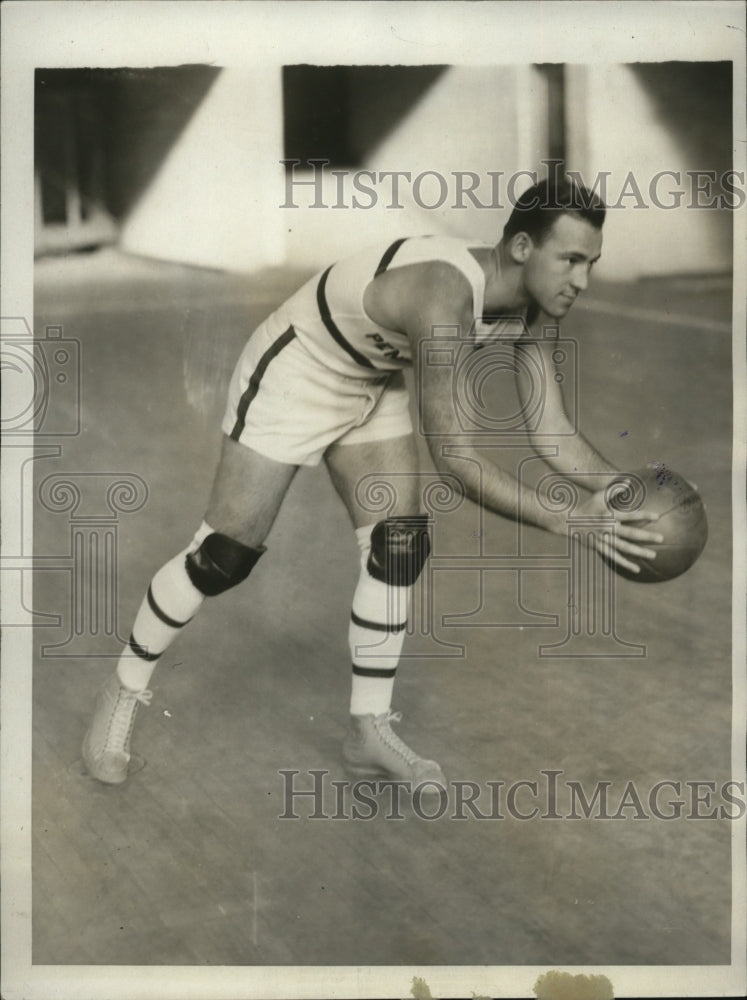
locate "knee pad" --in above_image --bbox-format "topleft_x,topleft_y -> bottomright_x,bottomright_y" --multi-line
185,533 -> 265,596
367,515 -> 431,587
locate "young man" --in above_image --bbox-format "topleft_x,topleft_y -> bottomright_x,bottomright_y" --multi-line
82,177 -> 664,787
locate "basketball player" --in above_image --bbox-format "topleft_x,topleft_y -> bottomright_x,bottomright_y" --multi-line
82,177 -> 665,787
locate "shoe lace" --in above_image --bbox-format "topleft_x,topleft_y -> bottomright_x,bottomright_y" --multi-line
106,687 -> 152,754
374,711 -> 418,766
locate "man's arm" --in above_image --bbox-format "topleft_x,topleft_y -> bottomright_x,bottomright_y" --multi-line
415,338 -> 568,537
405,265 -> 567,537
514,332 -> 620,487
405,271 -> 663,574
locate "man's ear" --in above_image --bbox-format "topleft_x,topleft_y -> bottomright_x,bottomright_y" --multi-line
508,232 -> 533,265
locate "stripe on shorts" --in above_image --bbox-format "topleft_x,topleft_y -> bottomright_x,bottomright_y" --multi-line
147,584 -> 191,629
230,325 -> 297,441
316,266 -> 376,370
352,663 -> 397,679
351,609 -> 406,634
374,237 -> 408,277
128,634 -> 160,662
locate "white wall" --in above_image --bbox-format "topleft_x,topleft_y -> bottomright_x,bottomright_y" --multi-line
121,68 -> 285,271
119,63 -> 733,280
283,64 -> 551,268
565,64 -> 732,280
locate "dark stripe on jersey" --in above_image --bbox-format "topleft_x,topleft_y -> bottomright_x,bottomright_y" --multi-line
316,266 -> 376,369
374,237 -> 408,277
351,609 -> 406,634
147,584 -> 191,629
230,326 -> 297,441
352,664 -> 397,679
128,634 -> 160,662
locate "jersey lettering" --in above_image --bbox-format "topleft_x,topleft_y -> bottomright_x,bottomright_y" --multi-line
366,332 -> 402,361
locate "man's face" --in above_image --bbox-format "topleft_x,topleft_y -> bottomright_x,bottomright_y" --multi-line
521,213 -> 603,318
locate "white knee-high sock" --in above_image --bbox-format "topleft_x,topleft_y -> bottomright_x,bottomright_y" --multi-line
348,524 -> 411,716
116,522 -> 212,691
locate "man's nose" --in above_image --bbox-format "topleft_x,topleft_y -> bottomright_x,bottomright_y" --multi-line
571,264 -> 590,291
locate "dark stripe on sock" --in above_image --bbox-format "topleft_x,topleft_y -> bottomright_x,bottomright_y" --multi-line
128,634 -> 160,662
230,326 -> 297,441
316,267 -> 376,369
352,664 -> 397,679
374,237 -> 408,277
351,609 -> 406,633
147,584 -> 191,629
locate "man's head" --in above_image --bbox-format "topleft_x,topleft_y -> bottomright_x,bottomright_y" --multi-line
502,177 -> 605,318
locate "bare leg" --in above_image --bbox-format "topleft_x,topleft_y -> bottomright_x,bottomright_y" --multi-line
205,434 -> 299,546
324,433 -> 421,527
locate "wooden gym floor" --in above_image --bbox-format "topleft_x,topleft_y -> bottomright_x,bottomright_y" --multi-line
30,247 -> 735,968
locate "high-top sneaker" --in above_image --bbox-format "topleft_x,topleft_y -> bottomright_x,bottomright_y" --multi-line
82,674 -> 152,784
342,710 -> 446,791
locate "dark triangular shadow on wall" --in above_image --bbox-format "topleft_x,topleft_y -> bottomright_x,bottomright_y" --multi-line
283,65 -> 448,168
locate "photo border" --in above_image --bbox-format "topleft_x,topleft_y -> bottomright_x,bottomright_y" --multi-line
2,2 -> 745,997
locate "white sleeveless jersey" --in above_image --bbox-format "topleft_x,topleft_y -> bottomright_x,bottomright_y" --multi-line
265,235 -> 527,377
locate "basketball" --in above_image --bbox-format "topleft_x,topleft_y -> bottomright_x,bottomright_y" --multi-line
608,465 -> 708,583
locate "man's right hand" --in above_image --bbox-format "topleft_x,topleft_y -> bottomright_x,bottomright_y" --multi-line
574,486 -> 665,576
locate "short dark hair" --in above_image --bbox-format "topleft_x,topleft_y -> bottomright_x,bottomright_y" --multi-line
503,177 -> 606,244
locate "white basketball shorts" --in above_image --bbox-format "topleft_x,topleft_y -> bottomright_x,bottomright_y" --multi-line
221,319 -> 413,466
